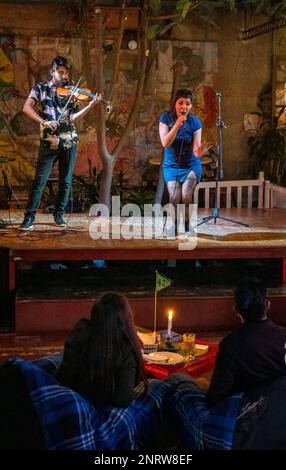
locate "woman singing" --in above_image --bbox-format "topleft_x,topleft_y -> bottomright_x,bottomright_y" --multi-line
159,88 -> 208,235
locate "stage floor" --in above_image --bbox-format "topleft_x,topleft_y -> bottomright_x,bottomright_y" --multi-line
1,208 -> 286,333
0,208 -> 286,260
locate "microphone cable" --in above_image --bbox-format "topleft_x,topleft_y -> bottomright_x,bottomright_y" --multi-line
1,168 -> 23,230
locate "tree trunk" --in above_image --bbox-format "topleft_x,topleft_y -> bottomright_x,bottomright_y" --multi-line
94,1 -> 149,212
94,7 -> 114,210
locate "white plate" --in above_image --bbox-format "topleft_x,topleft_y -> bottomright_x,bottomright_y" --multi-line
142,351 -> 184,365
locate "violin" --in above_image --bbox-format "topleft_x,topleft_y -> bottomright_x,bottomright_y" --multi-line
56,85 -> 112,113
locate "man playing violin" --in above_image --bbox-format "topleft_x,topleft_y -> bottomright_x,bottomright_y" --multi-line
19,55 -> 101,230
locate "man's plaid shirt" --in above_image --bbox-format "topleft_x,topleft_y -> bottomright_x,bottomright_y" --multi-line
29,80 -> 78,147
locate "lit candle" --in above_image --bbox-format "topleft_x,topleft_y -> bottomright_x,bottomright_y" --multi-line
167,310 -> 173,337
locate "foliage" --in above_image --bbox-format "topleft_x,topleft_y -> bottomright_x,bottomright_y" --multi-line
124,187 -> 155,211
146,0 -> 286,39
246,84 -> 286,184
106,119 -> 125,138
147,0 -> 205,39
71,161 -> 155,210
72,174 -> 100,207
206,0 -> 286,17
72,176 -> 155,211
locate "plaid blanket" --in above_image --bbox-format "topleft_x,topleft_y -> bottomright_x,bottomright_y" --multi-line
165,373 -> 242,450
32,353 -> 63,375
10,356 -> 170,450
7,356 -> 242,450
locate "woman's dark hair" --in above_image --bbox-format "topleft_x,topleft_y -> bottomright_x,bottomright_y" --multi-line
50,56 -> 71,71
234,277 -> 268,322
84,292 -> 147,405
171,88 -> 193,115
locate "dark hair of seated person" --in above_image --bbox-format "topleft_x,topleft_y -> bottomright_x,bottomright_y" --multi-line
234,277 -> 268,322
56,292 -> 147,407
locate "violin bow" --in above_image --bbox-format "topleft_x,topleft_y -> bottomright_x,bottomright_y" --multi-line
56,75 -> 83,124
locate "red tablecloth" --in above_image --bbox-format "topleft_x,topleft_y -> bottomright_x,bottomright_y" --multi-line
144,342 -> 218,380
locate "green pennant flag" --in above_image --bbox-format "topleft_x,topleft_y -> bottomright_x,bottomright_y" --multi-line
155,271 -> 172,292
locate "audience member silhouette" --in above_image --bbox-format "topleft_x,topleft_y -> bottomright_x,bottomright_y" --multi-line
57,292 -> 147,407
207,277 -> 286,406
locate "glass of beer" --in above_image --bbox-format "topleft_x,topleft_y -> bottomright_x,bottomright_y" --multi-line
182,332 -> 196,362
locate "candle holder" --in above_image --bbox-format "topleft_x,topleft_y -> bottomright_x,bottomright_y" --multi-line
165,334 -> 177,351
166,335 -> 172,346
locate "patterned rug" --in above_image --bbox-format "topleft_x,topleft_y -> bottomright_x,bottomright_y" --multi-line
197,223 -> 286,238
0,336 -> 63,364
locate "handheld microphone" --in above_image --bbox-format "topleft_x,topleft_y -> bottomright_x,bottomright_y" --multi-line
181,111 -> 187,126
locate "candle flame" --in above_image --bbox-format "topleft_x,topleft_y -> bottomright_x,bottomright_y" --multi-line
168,310 -> 173,319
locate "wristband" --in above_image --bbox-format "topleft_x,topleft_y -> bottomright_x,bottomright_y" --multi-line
40,119 -> 46,125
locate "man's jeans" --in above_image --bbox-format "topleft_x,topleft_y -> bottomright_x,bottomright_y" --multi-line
25,141 -> 78,218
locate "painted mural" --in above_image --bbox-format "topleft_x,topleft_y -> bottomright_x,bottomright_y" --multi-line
0,34 -> 218,194
156,40 -> 218,147
273,29 -> 286,129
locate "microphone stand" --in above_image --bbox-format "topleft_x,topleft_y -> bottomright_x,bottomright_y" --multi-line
196,91 -> 249,228
0,161 -> 20,227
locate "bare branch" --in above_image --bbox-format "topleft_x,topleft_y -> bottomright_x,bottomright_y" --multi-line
113,0 -> 149,159
147,12 -> 181,21
147,0 -> 206,21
